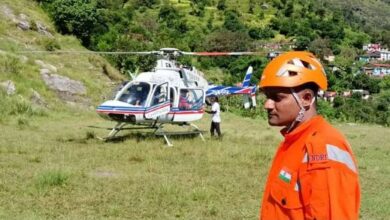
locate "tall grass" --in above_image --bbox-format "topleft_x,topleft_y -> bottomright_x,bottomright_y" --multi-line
35,170 -> 69,190
0,54 -> 24,75
0,91 -> 47,123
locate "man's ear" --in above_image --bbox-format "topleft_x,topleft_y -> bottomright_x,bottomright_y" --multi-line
300,89 -> 315,109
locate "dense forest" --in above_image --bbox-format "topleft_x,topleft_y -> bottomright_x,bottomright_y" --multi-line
35,0 -> 390,126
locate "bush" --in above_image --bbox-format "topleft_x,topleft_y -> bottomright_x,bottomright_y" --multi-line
219,95 -> 266,119
47,0 -> 103,46
0,92 -> 47,123
39,38 -> 61,51
0,54 -> 24,75
36,170 -> 69,190
317,99 -> 336,119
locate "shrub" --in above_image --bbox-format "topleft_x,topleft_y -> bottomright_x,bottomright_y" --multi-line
317,99 -> 336,119
0,54 -> 24,75
39,38 -> 61,51
36,170 -> 69,190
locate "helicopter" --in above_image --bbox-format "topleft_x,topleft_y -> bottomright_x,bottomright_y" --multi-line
96,48 -> 262,146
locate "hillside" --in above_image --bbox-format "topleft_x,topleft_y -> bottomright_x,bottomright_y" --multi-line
30,0 -> 388,87
0,0 -> 124,123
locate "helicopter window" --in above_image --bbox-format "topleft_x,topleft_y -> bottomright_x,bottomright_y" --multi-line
152,84 -> 168,106
118,82 -> 150,106
178,88 -> 204,110
111,81 -> 129,99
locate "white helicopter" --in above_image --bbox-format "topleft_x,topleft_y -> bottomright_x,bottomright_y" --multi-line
96,48 -> 262,146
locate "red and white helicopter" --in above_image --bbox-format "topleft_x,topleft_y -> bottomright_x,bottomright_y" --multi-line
96,48 -> 262,145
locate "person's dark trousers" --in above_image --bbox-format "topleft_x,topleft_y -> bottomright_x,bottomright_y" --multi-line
210,122 -> 221,137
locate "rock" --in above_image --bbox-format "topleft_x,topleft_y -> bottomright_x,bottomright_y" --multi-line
1,5 -> 16,21
35,21 -> 53,38
40,68 -> 50,75
17,14 -> 30,31
45,64 -> 57,73
35,60 -> 57,73
0,80 -> 16,95
35,60 -> 45,67
18,18 -> 29,30
19,13 -> 28,20
31,90 -> 47,107
41,72 -> 86,95
19,55 -> 28,63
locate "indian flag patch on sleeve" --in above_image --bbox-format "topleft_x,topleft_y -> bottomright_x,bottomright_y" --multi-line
278,169 -> 292,183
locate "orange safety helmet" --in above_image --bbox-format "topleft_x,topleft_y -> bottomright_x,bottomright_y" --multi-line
259,51 -> 327,90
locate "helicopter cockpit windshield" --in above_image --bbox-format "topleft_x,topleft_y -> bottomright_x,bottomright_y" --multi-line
117,82 -> 150,106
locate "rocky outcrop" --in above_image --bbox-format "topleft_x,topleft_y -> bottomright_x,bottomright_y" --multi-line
31,89 -> 47,107
41,72 -> 86,95
35,60 -> 57,73
37,60 -> 91,107
0,80 -> 16,95
35,21 -> 53,38
1,4 -> 53,37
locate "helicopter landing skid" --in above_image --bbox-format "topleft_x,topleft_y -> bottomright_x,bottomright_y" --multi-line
106,122 -> 126,139
98,122 -> 157,140
154,123 -> 205,147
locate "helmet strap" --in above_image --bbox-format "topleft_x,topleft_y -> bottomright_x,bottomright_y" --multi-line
286,88 -> 306,133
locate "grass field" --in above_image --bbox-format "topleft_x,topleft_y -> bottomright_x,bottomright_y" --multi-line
0,110 -> 389,219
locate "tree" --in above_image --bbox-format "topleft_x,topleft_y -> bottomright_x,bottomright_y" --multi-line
158,5 -> 188,34
223,10 -> 244,32
96,0 -> 129,9
135,0 -> 159,8
379,75 -> 390,91
190,1 -> 205,17
248,0 -> 255,14
248,27 -> 274,40
308,37 -> 332,59
203,30 -> 250,52
295,36 -> 311,50
217,0 -> 226,10
48,0 -> 102,46
283,1 -> 294,17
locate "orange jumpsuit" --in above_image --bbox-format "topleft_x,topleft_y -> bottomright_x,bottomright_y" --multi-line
260,116 -> 360,220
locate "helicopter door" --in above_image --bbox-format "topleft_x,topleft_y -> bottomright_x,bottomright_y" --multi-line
144,82 -> 170,119
173,88 -> 205,122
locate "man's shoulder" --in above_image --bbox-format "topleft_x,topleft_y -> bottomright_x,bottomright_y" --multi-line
304,119 -> 355,167
310,117 -> 348,144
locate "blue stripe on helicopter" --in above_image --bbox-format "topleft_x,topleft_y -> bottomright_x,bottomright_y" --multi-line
206,87 -> 253,96
97,102 -> 170,112
97,106 -> 145,111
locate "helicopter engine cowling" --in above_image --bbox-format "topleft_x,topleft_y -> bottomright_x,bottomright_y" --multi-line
107,113 -> 136,123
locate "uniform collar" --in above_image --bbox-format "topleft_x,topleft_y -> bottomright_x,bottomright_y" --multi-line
281,115 -> 324,142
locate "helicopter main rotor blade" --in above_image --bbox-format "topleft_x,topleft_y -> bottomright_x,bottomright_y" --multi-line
11,49 -> 273,57
181,51 -> 267,56
13,50 -> 159,55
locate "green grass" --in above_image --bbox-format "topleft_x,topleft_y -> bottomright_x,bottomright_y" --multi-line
0,0 -> 389,219
0,111 -> 389,219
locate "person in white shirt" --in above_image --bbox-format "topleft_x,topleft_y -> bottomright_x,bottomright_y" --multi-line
206,96 -> 221,137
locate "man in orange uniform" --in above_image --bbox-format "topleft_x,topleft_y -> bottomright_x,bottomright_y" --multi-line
258,51 -> 360,220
